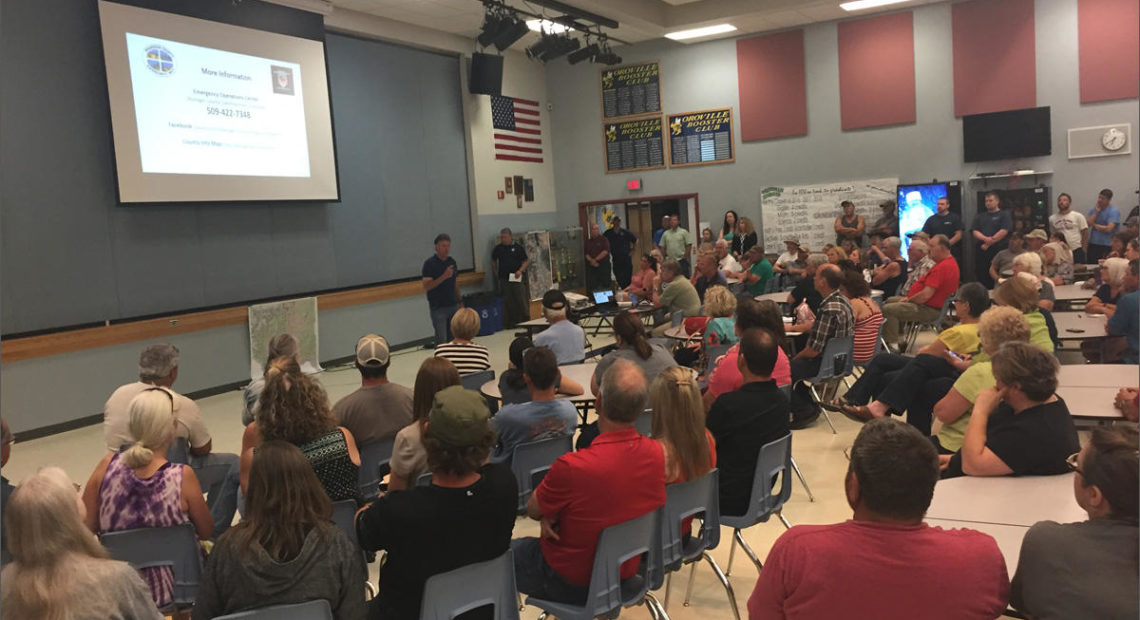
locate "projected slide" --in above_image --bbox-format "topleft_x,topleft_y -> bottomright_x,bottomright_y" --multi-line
126,34 -> 310,177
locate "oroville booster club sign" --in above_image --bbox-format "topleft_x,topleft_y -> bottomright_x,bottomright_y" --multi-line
667,108 -> 734,167
600,62 -> 661,119
604,116 -> 665,173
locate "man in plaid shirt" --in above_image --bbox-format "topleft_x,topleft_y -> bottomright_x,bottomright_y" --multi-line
790,264 -> 854,427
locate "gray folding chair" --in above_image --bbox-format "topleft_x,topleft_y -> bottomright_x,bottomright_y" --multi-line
900,293 -> 956,353
720,433 -> 793,576
214,600 -> 333,619
803,336 -> 856,434
633,410 -> 653,437
525,509 -> 664,620
511,435 -> 573,512
779,384 -> 815,502
419,550 -> 521,620
99,522 -> 202,611
649,469 -> 739,619
416,471 -> 434,487
461,369 -> 497,412
331,499 -> 376,599
357,438 -> 395,498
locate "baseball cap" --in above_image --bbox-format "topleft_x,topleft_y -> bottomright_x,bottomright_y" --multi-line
542,289 -> 568,310
1025,229 -> 1048,241
355,334 -> 390,366
427,385 -> 491,446
906,231 -> 931,241
783,236 -> 800,245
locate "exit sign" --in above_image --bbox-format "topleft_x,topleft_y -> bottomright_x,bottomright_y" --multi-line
627,178 -> 642,190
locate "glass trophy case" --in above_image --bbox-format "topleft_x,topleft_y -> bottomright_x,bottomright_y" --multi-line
550,227 -> 584,293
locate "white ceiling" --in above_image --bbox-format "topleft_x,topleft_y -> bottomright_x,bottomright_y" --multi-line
328,0 -> 947,46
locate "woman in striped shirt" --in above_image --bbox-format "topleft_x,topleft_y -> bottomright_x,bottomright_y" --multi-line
434,307 -> 491,375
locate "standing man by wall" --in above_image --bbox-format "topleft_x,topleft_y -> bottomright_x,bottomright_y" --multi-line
603,216 -> 637,290
661,214 -> 693,278
1086,189 -> 1120,263
584,222 -> 611,292
1049,193 -> 1089,265
971,191 -> 1012,287
422,233 -> 460,346
922,197 -> 964,265
653,215 -> 670,249
491,228 -> 528,329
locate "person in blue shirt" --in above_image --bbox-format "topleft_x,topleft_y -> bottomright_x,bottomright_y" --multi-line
1106,259 -> 1138,364
1086,189 -> 1121,263
533,290 -> 585,365
971,191 -> 1013,287
490,346 -> 578,465
653,214 -> 670,249
422,234 -> 460,347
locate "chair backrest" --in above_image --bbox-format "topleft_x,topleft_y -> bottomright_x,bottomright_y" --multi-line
811,336 -> 855,381
723,434 -> 793,530
937,293 -> 957,324
165,437 -> 191,464
419,550 -> 521,620
703,343 -> 732,376
213,600 -> 334,620
416,471 -> 434,487
671,311 -> 686,327
633,410 -> 653,437
855,315 -> 887,366
581,509 -> 659,618
511,435 -> 573,511
460,369 -> 495,392
330,499 -> 359,547
650,469 -> 721,590
99,522 -> 202,608
357,438 -> 396,498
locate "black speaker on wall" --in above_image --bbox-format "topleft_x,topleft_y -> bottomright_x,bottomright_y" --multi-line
470,52 -> 504,95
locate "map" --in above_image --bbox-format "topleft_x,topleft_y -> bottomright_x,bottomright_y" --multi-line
248,297 -> 321,380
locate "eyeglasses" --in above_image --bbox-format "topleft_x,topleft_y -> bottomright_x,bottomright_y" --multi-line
1065,452 -> 1083,476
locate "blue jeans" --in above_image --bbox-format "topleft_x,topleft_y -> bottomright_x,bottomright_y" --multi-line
430,304 -> 458,346
512,537 -> 588,605
189,452 -> 240,539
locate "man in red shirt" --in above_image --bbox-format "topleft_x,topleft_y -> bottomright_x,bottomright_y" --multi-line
512,359 -> 666,604
880,233 -> 959,351
748,418 -> 1009,619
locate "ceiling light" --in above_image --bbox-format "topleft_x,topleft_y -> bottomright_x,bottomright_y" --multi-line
527,19 -> 570,35
477,13 -> 506,48
493,17 -> 530,51
664,24 -> 737,41
840,0 -> 912,11
567,43 -> 599,64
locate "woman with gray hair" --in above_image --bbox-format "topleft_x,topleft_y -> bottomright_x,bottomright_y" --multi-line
1011,252 -> 1056,311
242,333 -> 300,426
1084,256 -> 1130,316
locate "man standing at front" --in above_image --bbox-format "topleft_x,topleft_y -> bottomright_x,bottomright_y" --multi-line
1049,193 -> 1089,265
922,196 -> 964,264
661,214 -> 693,277
604,216 -> 637,289
584,222 -> 611,292
748,418 -> 1009,619
789,264 -> 854,427
971,191 -> 1012,287
881,234 -> 959,352
512,360 -> 665,604
491,228 -> 528,328
423,234 -> 461,347
1086,188 -> 1120,263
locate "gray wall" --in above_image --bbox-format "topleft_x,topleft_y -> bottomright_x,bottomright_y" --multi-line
545,0 -> 1139,236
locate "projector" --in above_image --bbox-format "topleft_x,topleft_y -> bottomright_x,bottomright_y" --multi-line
563,292 -> 591,311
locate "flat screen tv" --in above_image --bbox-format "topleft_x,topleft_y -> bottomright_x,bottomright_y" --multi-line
963,106 -> 1051,163
896,181 -> 962,254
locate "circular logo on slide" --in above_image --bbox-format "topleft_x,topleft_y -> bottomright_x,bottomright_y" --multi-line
144,45 -> 174,75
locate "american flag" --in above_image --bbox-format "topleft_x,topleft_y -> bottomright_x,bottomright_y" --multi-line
491,95 -> 543,163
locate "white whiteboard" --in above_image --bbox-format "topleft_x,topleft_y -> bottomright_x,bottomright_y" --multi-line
761,178 -> 898,252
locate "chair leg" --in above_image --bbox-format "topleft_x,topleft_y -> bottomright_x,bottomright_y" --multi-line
790,457 -> 815,502
808,384 -> 838,434
778,510 -> 792,529
683,561 -> 699,606
518,592 -> 525,612
725,531 -> 738,576
664,571 -> 672,610
644,593 -> 669,620
734,529 -> 763,572
364,581 -> 376,600
702,552 -> 742,620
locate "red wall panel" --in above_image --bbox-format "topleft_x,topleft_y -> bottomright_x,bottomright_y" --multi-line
1078,0 -> 1140,103
737,30 -> 808,141
951,0 -> 1036,117
838,11 -> 916,130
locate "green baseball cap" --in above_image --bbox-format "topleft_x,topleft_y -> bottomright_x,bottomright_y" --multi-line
428,385 -> 491,446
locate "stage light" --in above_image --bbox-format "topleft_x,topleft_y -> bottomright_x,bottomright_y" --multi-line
477,12 -> 505,48
493,16 -> 530,51
567,43 -> 599,64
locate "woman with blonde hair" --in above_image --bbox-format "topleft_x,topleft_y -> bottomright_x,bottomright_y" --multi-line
3,467 -> 162,620
732,216 -> 757,258
81,388 -> 213,610
651,367 -> 716,484
1085,257 -> 1131,316
1011,252 -> 1056,311
388,357 -> 462,490
991,275 -> 1055,353
240,358 -> 361,504
434,307 -> 491,375
703,285 -> 738,347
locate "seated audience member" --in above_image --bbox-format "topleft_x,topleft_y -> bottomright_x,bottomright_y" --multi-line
357,386 -> 517,619
841,268 -> 884,365
491,346 -> 577,464
841,239 -> 861,264
434,308 -> 492,374
730,246 -> 774,296
717,238 -> 743,275
1127,237 -> 1140,260
773,237 -> 800,275
941,341 -> 1079,478
2,468 -> 162,620
1041,241 -> 1074,285
241,358 -> 362,504
83,389 -> 214,609
990,276 -> 1055,353
870,236 -> 908,297
1116,387 -> 1140,422
880,234 -> 959,352
513,360 -> 665,604
652,259 -> 702,336
625,253 -> 658,302
242,333 -> 299,425
674,284 -> 736,367
1,418 -> 13,565
786,252 -> 827,317
388,358 -> 460,491
193,442 -> 364,619
332,334 -> 413,448
703,299 -> 792,409
691,251 -> 728,302
706,329 -> 791,517
1011,252 -> 1056,311
104,343 -> 239,539
897,238 -> 934,299
498,336 -> 584,406
1011,427 -> 1139,620
1109,231 -> 1130,259
1105,258 -> 1139,363
651,366 -> 716,485
747,418 -> 1009,619
533,289 -> 586,365
789,264 -> 854,427
1084,256 -> 1131,316
989,231 -> 1027,283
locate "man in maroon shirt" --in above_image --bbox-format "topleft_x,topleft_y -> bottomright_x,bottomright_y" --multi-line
748,418 -> 1009,619
880,233 -> 960,351
512,359 -> 666,604
585,222 -> 612,293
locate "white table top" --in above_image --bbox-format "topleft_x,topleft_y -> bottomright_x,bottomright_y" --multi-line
664,325 -> 696,340
480,362 -> 598,403
1052,283 -> 1096,301
1057,364 -> 1138,388
925,518 -> 1029,577
1051,312 -> 1108,339
519,317 -> 549,327
926,473 -> 1086,526
754,291 -> 790,303
1057,386 -> 1126,419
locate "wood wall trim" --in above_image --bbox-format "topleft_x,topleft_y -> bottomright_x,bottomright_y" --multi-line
1,272 -> 484,363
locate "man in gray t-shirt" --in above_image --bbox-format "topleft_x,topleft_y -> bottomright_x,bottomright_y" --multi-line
491,347 -> 577,465
533,290 -> 585,365
333,334 -> 413,447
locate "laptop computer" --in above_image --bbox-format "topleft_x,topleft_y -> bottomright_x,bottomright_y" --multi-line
592,289 -> 617,309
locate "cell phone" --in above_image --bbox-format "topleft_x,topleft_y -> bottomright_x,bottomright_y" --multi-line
946,351 -> 965,362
